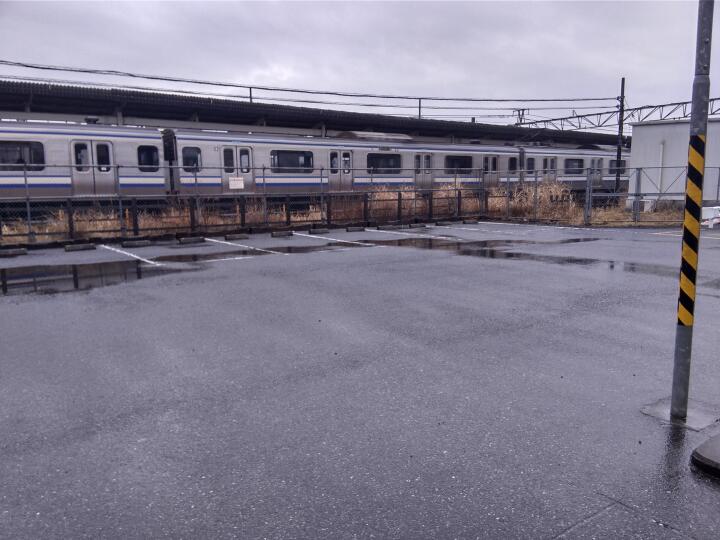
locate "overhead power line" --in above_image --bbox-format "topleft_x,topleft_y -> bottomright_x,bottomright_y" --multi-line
0,58 -> 617,104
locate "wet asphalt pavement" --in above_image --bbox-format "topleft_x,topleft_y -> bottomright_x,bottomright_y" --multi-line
2,222 -> 720,539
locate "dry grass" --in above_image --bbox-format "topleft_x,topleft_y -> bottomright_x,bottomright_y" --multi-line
0,183 -> 684,245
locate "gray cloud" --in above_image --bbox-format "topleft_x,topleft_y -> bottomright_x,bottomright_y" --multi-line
0,0 -> 716,127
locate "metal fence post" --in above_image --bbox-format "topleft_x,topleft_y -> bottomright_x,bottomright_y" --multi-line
428,189 -> 434,220
131,198 -> 139,236
240,195 -> 246,227
23,166 -> 34,242
262,166 -> 268,226
116,164 -> 125,236
456,188 -> 462,217
633,168 -> 642,223
584,168 -> 593,226
533,169 -> 539,222
66,198 -> 75,239
190,197 -> 198,232
397,190 -> 402,223
327,194 -> 333,226
505,178 -> 511,220
285,194 -> 291,226
363,192 -> 369,224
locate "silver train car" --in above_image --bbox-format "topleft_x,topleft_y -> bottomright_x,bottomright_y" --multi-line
0,121 -> 627,198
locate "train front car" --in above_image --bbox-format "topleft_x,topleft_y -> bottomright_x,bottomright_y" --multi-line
0,121 -> 169,199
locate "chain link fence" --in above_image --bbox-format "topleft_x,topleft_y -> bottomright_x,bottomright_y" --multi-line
0,165 -> 701,246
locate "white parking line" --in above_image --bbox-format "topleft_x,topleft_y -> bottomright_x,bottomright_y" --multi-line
650,231 -> 720,240
293,232 -> 377,247
205,237 -> 289,255
203,256 -> 254,263
99,244 -> 163,266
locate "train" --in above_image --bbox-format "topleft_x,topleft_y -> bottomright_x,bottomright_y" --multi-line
0,120 -> 628,199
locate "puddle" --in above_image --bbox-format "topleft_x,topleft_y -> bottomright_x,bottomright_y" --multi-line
0,260 -> 177,296
361,236 -> 685,280
153,243 -> 362,263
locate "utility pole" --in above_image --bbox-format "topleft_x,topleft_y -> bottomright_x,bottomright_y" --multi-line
671,0 -> 714,421
615,77 -> 625,192
418,98 -> 422,119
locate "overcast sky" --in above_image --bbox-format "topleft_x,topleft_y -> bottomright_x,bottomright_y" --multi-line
0,0 -> 717,130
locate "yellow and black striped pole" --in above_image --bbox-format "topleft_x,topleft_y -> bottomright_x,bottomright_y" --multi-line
671,0 -> 714,421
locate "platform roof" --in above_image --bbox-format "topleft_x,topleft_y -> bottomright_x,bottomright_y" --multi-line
0,79 -> 624,146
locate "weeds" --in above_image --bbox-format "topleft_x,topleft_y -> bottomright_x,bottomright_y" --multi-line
0,182 -> 683,245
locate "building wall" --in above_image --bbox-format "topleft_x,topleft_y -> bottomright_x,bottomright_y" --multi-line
630,119 -> 720,201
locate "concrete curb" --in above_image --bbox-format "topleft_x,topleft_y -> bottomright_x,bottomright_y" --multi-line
692,434 -> 720,477
121,240 -> 152,248
0,248 -> 28,257
346,227 -> 365,232
64,243 -> 96,252
409,223 -> 427,228
225,233 -> 249,241
463,220 -> 479,224
377,225 -> 400,230
178,237 -> 205,245
271,231 -> 293,238
308,228 -> 330,235
436,221 -> 454,226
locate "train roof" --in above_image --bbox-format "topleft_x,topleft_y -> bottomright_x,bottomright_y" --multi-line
0,79 -> 625,148
173,128 -> 617,156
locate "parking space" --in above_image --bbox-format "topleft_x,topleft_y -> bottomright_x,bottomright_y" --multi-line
4,220 -> 720,538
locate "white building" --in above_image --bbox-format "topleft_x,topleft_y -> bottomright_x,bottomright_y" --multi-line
630,118 -> 720,202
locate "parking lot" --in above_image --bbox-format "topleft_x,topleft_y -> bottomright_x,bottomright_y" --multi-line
3,221 -> 720,538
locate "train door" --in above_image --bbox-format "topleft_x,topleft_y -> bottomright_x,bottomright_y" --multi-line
414,153 -> 432,189
341,150 -> 353,190
220,146 -> 253,192
483,155 -> 498,186
542,156 -> 557,181
328,150 -> 340,190
70,140 -> 116,196
590,157 -> 604,186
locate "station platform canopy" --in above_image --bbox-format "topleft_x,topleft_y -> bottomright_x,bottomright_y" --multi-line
0,78 -> 623,147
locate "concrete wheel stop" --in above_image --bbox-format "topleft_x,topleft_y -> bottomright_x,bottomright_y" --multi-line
641,397 -> 720,431
692,435 -> 720,477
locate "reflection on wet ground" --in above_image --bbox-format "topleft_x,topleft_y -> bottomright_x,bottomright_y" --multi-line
364,236 -> 682,280
0,260 -> 178,296
0,235 -> 696,297
153,243 -> 361,263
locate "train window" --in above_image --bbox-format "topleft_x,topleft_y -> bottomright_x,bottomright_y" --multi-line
550,158 -> 556,171
270,150 -> 313,173
367,153 -> 401,174
138,145 -> 160,172
342,152 -> 351,174
526,157 -> 536,172
508,157 -> 518,173
240,149 -> 251,173
424,155 -> 432,173
223,148 -> 235,173
414,155 -> 421,174
73,143 -> 90,172
609,159 -> 626,175
96,144 -> 111,172
330,151 -> 339,174
564,158 -> 585,175
0,141 -> 45,171
182,147 -> 202,173
444,155 -> 472,174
